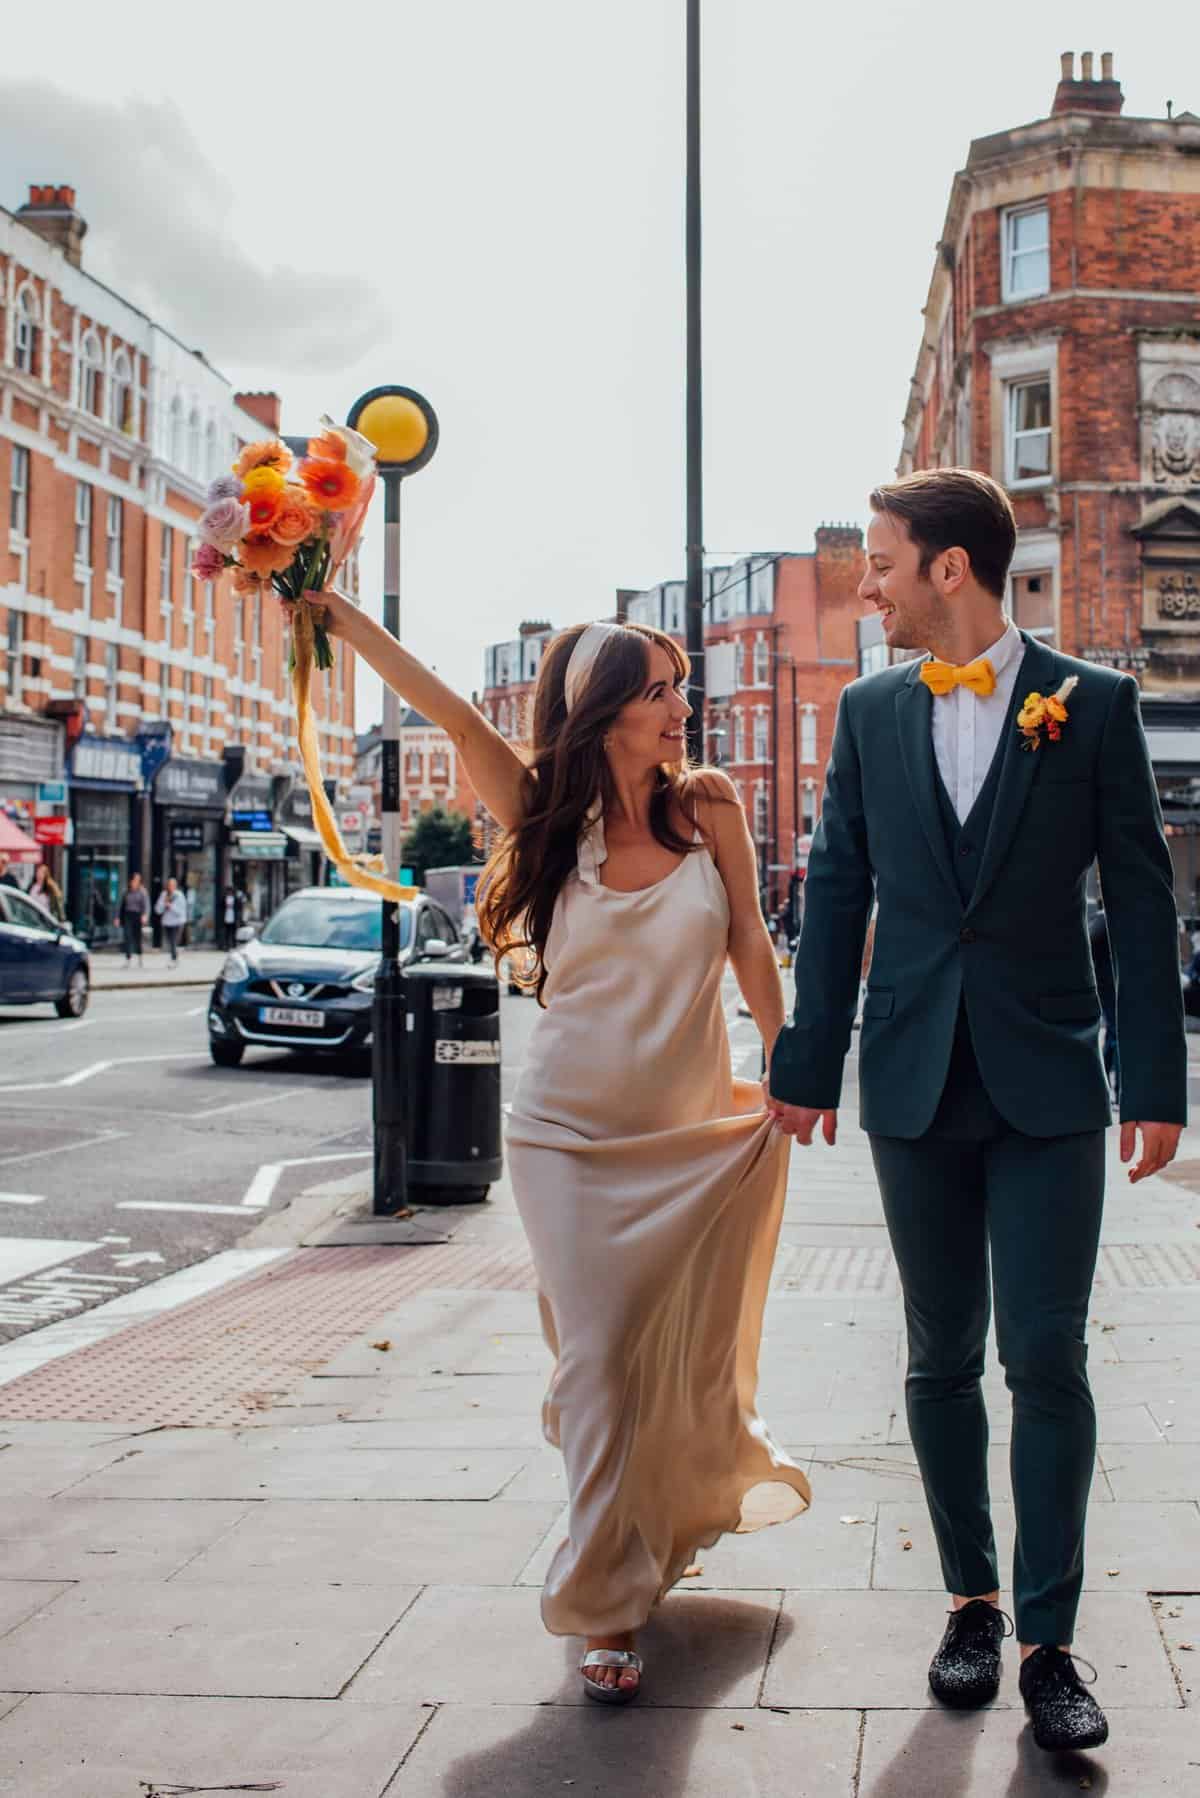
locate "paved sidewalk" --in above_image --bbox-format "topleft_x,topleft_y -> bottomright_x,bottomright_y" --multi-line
89,948 -> 225,991
1,1064 -> 1199,1793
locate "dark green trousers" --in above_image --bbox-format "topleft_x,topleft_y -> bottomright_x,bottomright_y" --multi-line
869,1022 -> 1105,1645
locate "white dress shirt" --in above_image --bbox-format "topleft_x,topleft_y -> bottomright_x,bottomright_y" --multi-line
928,620 -> 1026,824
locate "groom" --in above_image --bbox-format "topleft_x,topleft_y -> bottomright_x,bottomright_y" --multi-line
768,469 -> 1186,1754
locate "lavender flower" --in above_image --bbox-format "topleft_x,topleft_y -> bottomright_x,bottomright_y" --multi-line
207,474 -> 244,503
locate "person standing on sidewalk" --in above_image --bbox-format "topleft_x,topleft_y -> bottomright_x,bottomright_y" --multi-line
120,873 -> 150,965
768,469 -> 1186,1757
155,877 -> 187,965
298,589 -> 810,1708
220,884 -> 243,951
30,863 -> 64,922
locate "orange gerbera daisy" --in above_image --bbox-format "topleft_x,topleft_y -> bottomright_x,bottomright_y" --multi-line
307,430 -> 347,463
239,532 -> 295,577
299,456 -> 360,512
235,438 -> 292,480
245,486 -> 285,533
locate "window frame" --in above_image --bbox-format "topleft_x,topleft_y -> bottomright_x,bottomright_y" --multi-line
79,331 -> 104,417
5,607 -> 23,702
752,710 -> 769,762
1002,202 -> 1051,304
1006,376 -> 1053,488
74,481 -> 93,567
1010,567 -> 1057,644
109,350 -> 134,435
799,707 -> 818,765
13,287 -> 39,377
105,494 -> 124,580
104,642 -> 119,730
9,445 -> 31,539
72,633 -> 87,699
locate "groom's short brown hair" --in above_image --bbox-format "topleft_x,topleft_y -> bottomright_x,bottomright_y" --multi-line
869,468 -> 1017,601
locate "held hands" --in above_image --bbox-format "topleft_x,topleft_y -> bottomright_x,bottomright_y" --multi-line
1120,1121 -> 1182,1184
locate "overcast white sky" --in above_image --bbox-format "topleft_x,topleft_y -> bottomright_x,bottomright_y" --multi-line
4,2 -> 1199,729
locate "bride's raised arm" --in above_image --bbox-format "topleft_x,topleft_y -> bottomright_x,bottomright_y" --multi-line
305,587 -> 529,833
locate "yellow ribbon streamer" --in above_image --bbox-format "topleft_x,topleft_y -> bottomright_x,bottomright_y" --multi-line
290,597 -> 419,903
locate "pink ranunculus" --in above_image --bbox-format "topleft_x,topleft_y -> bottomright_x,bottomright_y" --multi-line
199,497 -> 250,552
191,542 -> 227,581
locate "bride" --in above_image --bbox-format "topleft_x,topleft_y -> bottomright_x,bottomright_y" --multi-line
303,592 -> 810,1703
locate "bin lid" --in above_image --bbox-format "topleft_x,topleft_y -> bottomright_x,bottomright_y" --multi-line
404,960 -> 498,989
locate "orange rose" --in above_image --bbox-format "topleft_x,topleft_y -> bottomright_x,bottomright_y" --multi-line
299,456 -> 360,512
269,493 -> 319,548
239,532 -> 295,577
235,438 -> 292,480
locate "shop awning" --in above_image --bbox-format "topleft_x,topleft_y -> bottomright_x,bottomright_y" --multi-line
282,824 -> 323,851
0,812 -> 41,864
234,831 -> 288,860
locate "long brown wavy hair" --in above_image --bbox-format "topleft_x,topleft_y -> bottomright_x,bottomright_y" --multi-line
477,622 -> 703,1003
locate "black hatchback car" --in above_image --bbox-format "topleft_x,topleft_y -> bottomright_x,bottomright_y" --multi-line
207,885 -> 464,1067
0,886 -> 90,1016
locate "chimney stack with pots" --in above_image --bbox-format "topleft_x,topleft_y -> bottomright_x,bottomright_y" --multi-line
1052,50 -> 1124,117
15,184 -> 87,269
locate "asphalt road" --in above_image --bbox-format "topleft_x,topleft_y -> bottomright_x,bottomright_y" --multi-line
0,982 -> 543,1344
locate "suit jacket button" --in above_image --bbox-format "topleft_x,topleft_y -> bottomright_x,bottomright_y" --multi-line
959,927 -> 976,944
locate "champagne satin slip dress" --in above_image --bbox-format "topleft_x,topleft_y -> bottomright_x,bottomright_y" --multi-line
506,811 -> 811,1638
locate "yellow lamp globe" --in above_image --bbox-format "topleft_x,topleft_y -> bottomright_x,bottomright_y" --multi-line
355,395 -> 430,468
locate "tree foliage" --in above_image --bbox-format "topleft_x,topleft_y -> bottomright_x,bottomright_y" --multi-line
400,808 -> 478,886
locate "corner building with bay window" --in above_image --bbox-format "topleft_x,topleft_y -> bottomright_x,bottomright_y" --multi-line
898,53 -> 1200,910
0,183 -> 357,942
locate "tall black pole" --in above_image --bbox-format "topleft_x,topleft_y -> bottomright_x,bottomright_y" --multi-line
373,469 -> 408,1213
685,0 -> 705,763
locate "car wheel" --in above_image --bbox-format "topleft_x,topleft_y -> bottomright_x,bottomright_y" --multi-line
210,1040 -> 245,1068
55,968 -> 89,1018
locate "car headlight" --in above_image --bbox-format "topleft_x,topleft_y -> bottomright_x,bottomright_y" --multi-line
351,961 -> 381,992
221,952 -> 250,984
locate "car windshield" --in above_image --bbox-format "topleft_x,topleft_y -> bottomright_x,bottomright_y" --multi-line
259,897 -> 410,952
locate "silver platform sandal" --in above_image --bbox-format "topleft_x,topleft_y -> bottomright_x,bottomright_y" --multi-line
579,1647 -> 644,1705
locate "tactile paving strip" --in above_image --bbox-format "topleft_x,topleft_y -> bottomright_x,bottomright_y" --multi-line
0,1240 -> 537,1428
779,1241 -> 1200,1296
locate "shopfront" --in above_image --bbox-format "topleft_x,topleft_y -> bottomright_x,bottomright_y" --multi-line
0,714 -> 66,892
225,768 -> 282,923
154,758 -> 226,947
68,735 -> 142,945
276,776 -> 326,894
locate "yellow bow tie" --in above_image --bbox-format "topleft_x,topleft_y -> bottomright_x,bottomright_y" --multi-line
920,657 -> 997,699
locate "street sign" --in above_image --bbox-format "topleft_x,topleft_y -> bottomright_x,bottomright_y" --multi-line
340,809 -> 364,832
34,815 -> 68,845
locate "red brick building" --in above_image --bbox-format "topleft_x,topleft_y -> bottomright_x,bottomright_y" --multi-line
898,53 -> 1200,905
355,711 -> 478,851
479,540 -> 865,916
0,184 -> 356,943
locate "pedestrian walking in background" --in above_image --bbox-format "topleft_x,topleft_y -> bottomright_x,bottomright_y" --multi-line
1089,898 -> 1119,1099
155,877 -> 187,964
0,852 -> 19,889
220,884 -> 243,951
30,863 -> 64,923
120,873 -> 150,966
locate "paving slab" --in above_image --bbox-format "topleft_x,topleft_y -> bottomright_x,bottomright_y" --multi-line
1148,1395 -> 1200,1440
762,1590 -> 1179,1710
1104,1324 -> 1200,1362
170,1496 -> 564,1586
0,1496 -> 253,1580
0,1578 -> 419,1697
885,1401 -> 1165,1447
873,1500 -> 1200,1594
0,1579 -> 71,1637
400,1703 -> 860,1798
349,1584 -> 783,1709
1152,1592 -> 1200,1705
0,1692 -> 428,1798
317,1410 -> 550,1450
70,1433 -> 531,1501
860,1703 -> 1200,1798
340,1372 -> 553,1423
0,1439 -> 146,1498
1101,1443 -> 1200,1502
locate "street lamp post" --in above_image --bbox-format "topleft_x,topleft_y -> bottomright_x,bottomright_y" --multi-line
345,385 -> 439,1215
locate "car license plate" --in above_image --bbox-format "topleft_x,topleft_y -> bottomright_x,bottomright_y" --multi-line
260,1005 -> 323,1028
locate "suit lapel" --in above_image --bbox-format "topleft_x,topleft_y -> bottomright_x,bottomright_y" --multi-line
894,662 -> 960,906
966,632 -> 1059,916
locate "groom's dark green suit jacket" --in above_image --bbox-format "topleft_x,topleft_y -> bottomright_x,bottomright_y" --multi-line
770,631 -> 1187,1138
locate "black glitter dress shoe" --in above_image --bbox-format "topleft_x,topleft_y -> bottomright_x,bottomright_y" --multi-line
1019,1647 -> 1109,1752
928,1600 -> 1011,1708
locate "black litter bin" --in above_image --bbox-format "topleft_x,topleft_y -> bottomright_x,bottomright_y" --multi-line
405,962 -> 503,1203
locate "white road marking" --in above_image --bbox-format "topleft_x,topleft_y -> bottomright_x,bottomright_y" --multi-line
239,1149 -> 373,1209
115,1201 -> 271,1215
111,1251 -> 165,1268
0,1130 -> 129,1171
0,1054 -> 196,1094
184,1088 -> 303,1122
59,1020 -> 91,1033
0,1239 -> 98,1282
185,1004 -> 205,1017
0,1193 -> 45,1206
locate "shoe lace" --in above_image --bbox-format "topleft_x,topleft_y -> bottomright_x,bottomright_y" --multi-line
1029,1646 -> 1100,1690
946,1603 -> 1015,1641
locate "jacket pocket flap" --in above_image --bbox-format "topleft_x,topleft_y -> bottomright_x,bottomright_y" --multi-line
862,989 -> 895,1019
1039,990 -> 1100,1021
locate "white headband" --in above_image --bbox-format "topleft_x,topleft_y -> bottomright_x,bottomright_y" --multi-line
563,621 -> 624,713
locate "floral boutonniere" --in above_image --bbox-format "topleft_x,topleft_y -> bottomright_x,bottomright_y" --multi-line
1017,676 -> 1079,751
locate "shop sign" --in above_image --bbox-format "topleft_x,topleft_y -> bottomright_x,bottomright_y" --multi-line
156,759 -> 225,808
37,781 -> 67,807
34,815 -> 69,846
232,808 -> 273,833
232,772 -> 274,810
236,836 -> 287,861
71,737 -> 142,788
170,820 -> 206,854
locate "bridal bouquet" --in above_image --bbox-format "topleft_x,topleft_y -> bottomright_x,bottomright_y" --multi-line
190,418 -> 376,671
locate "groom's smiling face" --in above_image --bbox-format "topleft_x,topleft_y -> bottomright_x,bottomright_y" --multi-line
859,511 -> 952,653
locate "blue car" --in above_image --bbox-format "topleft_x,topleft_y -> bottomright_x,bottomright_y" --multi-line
0,886 -> 90,1015
207,884 -> 464,1068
